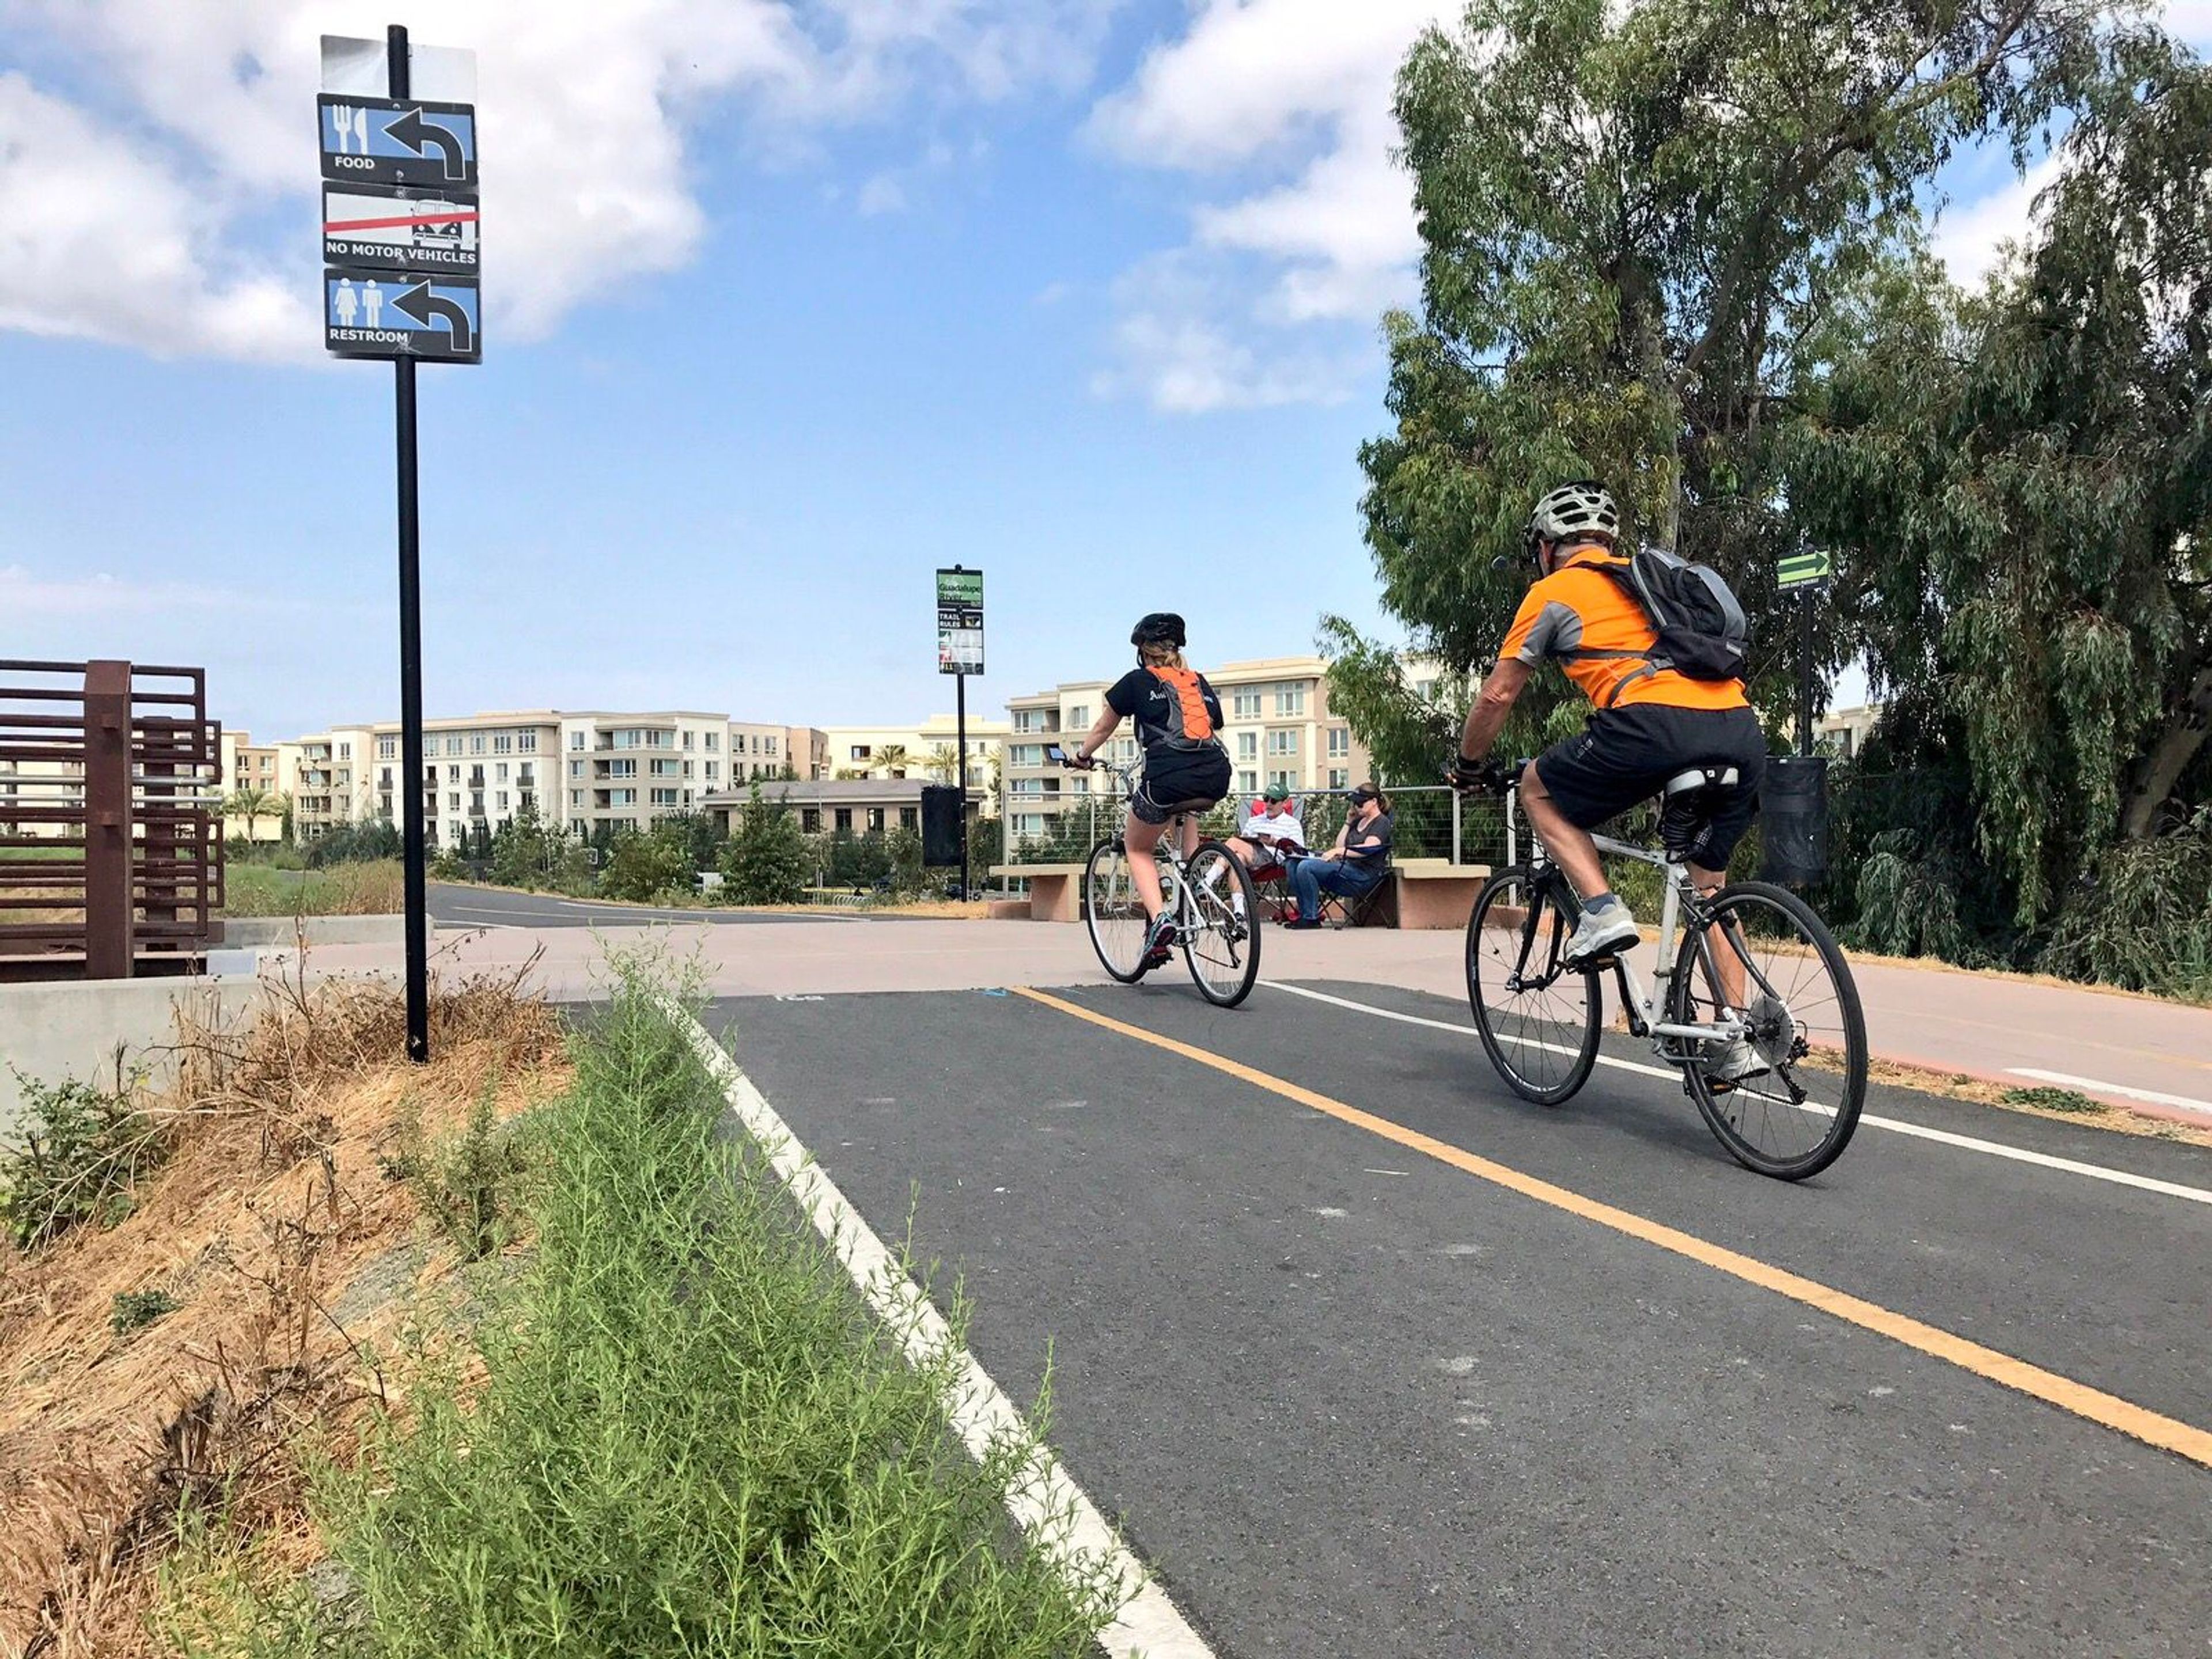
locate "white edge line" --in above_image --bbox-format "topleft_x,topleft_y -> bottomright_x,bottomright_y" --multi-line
1267,982 -> 2212,1209
662,997 -> 1215,1659
2008,1068 -> 2212,1120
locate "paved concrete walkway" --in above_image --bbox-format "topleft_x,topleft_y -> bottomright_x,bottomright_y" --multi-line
279,915 -> 2212,1122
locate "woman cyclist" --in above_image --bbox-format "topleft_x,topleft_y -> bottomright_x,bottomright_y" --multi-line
1065,613 -> 1232,970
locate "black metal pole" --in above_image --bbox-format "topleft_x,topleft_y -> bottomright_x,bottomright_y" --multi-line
391,23 -> 430,1062
956,666 -> 969,900
1797,584 -> 1814,758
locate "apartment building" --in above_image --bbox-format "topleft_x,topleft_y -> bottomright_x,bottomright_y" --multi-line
1000,656 -> 1372,844
216,730 -> 283,841
285,709 -> 800,847
821,714 -> 1008,806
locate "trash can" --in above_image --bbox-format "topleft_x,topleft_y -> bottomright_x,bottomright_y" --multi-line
1760,753 -> 1828,886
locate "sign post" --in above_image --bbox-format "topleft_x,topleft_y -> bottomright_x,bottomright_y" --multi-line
1777,549 -> 1834,758
935,567 -> 984,900
322,26 -> 479,1062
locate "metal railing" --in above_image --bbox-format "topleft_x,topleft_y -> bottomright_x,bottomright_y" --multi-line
0,659 -> 225,979
1001,782 -> 1506,873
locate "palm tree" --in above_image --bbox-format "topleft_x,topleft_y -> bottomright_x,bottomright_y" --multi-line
924,744 -> 960,783
225,785 -> 282,843
874,743 -> 911,779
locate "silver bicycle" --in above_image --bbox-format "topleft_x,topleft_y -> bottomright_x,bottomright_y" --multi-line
1463,761 -> 1867,1180
1063,753 -> 1260,1007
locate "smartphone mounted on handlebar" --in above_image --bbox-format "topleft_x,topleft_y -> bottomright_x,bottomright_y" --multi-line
1045,743 -> 1082,768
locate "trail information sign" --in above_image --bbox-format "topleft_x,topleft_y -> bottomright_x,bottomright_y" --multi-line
937,568 -> 984,675
319,96 -> 479,188
324,184 -> 479,272
1778,550 -> 1834,589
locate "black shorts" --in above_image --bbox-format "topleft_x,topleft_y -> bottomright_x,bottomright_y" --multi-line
1132,746 -> 1231,825
1533,703 -> 1767,868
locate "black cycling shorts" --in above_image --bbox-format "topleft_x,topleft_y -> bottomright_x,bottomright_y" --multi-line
1132,745 -> 1232,825
1533,703 -> 1767,869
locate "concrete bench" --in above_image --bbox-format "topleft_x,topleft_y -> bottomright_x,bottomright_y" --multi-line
991,863 -> 1086,922
1391,859 -> 1491,930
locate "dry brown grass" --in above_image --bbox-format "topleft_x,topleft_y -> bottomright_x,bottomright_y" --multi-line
0,963 -> 566,1659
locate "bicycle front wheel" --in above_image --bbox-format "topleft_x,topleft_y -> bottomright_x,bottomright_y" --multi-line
1181,842 -> 1262,1007
1082,837 -> 1150,983
1672,880 -> 1867,1180
1465,865 -> 1600,1105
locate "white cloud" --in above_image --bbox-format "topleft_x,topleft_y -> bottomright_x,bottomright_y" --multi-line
1929,153 -> 2067,289
0,0 -> 1122,359
0,563 -> 309,616
857,173 -> 909,215
1085,0 -> 1452,412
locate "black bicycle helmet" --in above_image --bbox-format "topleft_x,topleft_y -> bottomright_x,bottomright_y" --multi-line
1130,612 -> 1187,648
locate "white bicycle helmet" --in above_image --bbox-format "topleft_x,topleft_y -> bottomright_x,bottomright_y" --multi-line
1525,480 -> 1620,554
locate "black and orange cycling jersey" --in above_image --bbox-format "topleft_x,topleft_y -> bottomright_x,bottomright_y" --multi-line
1499,546 -> 1748,711
1106,665 -> 1226,753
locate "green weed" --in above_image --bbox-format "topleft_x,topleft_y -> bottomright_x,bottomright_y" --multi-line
109,1287 -> 181,1335
2002,1085 -> 2108,1115
287,963 -> 1119,1656
1,1062 -> 163,1249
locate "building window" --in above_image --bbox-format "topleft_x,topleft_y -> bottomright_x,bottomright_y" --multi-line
446,764 -> 460,782
448,792 -> 461,810
519,732 -> 537,753
609,759 -> 638,779
834,808 -> 853,833
494,734 -> 513,755
1233,690 -> 1262,719
519,765 -> 534,786
866,808 -> 885,833
1328,768 -> 1349,790
899,806 -> 918,831
611,789 -> 637,806
705,732 -> 718,752
1238,770 -> 1258,796
569,759 -> 583,778
497,790 -> 509,810
651,788 -> 680,806
1237,732 -> 1257,762
766,736 -> 777,756
1268,729 -> 1297,756
1270,770 -> 1296,793
446,737 -> 463,756
1328,727 -> 1350,757
1067,704 -> 1089,728
681,730 -> 694,751
379,767 -> 393,787
570,790 -> 583,808
495,762 -> 509,781
470,791 -> 485,816
1275,685 -> 1306,717
705,761 -> 719,782
571,731 -> 585,750
850,745 -> 872,761
470,734 -> 486,755
377,737 -> 396,759
801,807 -> 821,834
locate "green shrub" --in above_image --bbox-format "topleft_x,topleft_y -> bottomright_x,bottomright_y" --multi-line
599,825 -> 694,902
1,1065 -> 163,1249
719,783 -> 810,904
2038,810 -> 2212,1000
2002,1085 -> 2107,1115
414,1083 -> 531,1262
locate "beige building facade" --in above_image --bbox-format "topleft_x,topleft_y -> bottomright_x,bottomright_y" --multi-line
821,714 -> 1007,807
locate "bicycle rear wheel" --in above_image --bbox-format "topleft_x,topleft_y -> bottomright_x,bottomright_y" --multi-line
1181,842 -> 1261,1007
1671,880 -> 1866,1180
1082,837 -> 1149,983
1465,865 -> 1600,1105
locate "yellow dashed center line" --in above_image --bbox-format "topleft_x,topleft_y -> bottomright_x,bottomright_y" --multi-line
1011,986 -> 2212,1472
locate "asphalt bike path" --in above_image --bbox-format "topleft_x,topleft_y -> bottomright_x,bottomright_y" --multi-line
710,985 -> 2211,1657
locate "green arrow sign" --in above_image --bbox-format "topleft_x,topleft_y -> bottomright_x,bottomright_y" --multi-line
1778,550 -> 1834,589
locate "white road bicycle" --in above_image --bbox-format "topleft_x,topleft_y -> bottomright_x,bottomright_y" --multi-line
1463,760 -> 1868,1180
1058,751 -> 1261,1008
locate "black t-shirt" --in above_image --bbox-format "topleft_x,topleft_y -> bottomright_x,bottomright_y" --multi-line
1107,667 -> 1225,752
1344,808 -> 1394,865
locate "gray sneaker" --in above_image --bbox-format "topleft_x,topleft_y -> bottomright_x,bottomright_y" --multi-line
1703,1037 -> 1769,1088
1561,902 -> 1639,967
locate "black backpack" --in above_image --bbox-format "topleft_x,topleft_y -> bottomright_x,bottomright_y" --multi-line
1597,547 -> 1749,681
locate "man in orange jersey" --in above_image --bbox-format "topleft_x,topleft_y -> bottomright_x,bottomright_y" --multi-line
1450,482 -> 1766,978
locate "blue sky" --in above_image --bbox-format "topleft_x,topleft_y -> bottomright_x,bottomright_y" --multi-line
4,1 -> 2205,742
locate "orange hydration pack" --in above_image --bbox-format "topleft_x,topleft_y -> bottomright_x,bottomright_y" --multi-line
1149,665 -> 1217,744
